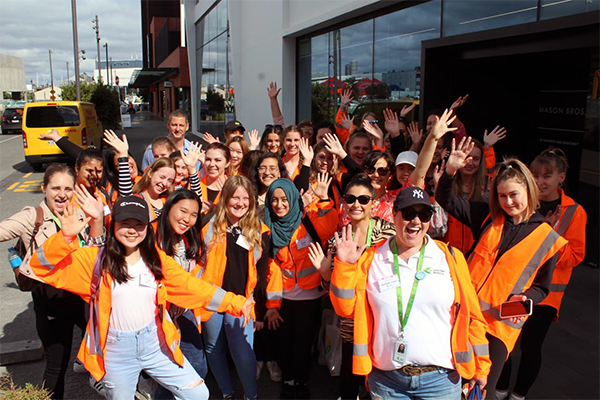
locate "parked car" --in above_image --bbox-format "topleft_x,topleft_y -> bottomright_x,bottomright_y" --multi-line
1,107 -> 24,134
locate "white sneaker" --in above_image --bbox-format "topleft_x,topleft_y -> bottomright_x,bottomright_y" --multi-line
266,360 -> 282,382
256,361 -> 265,380
89,376 -> 107,398
135,374 -> 156,400
495,390 -> 509,400
73,359 -> 87,373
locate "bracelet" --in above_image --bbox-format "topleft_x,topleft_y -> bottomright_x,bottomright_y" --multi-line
87,229 -> 107,247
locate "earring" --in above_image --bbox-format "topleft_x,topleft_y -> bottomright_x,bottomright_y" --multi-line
559,181 -> 563,188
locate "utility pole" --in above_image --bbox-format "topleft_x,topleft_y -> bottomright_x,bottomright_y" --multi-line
66,61 -> 69,83
71,0 -> 81,101
110,57 -> 114,88
104,43 -> 109,85
92,15 -> 101,83
49,50 -> 54,93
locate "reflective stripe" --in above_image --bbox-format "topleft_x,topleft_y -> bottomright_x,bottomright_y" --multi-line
455,346 -> 472,363
472,343 -> 489,356
297,266 -> 318,279
207,287 -> 226,312
549,283 -> 568,293
196,315 -> 203,326
86,301 -> 103,358
36,246 -> 54,271
331,284 -> 355,300
512,230 -> 561,295
556,205 -> 577,236
353,343 -> 369,356
204,216 -> 216,246
266,291 -> 283,301
318,207 -> 333,218
282,269 -> 294,278
195,266 -> 205,279
480,299 -> 525,328
170,338 -> 178,354
253,246 -> 261,265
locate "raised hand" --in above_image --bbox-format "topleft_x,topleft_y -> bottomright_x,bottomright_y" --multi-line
383,108 -> 401,138
340,113 -> 355,131
103,129 -> 129,157
313,172 -> 332,200
241,297 -> 255,328
323,133 -> 346,158
432,159 -> 446,191
59,203 -> 90,240
182,142 -> 202,172
214,175 -> 227,191
334,225 -> 367,265
74,184 -> 104,221
248,129 -> 260,150
430,109 -> 457,141
265,308 -> 284,330
407,121 -> 423,144
450,94 -> 469,111
38,129 -> 61,142
446,137 -> 475,176
400,103 -> 416,118
267,82 -> 281,99
201,132 -> 220,144
198,149 -> 206,165
483,125 -> 507,149
298,137 -> 314,166
546,205 -> 562,228
308,242 -> 332,271
340,88 -> 354,107
299,188 -> 317,208
362,120 -> 384,147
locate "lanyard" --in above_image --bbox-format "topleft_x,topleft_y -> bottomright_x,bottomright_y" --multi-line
351,218 -> 375,249
391,238 -> 426,332
51,213 -> 84,247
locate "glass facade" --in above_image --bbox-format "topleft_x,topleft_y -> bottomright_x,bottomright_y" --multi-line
195,0 -> 234,135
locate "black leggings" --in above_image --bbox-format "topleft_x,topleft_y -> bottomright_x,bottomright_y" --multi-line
496,305 -> 557,396
339,340 -> 363,400
484,334 -> 508,400
32,282 -> 86,399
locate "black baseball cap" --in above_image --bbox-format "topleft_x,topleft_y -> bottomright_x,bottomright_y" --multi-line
112,195 -> 149,225
225,120 -> 245,132
393,186 -> 435,212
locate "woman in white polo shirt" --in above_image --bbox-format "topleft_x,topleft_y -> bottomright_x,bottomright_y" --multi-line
331,186 -> 490,399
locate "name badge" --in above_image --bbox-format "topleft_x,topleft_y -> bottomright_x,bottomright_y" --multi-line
296,235 -> 313,250
139,274 -> 155,288
378,275 -> 400,292
103,204 -> 112,216
236,235 -> 251,250
393,338 -> 407,364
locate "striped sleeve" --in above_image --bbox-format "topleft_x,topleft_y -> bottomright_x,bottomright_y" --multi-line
188,172 -> 203,199
118,157 -> 133,197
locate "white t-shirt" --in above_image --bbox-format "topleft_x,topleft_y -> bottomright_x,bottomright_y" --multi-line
366,236 -> 455,371
110,258 -> 158,332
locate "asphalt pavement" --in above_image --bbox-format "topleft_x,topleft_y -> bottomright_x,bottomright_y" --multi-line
0,112 -> 597,399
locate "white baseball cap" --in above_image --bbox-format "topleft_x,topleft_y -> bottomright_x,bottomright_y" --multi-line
395,151 -> 418,167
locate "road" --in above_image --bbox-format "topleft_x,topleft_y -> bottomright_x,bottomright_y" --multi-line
0,112 -> 597,399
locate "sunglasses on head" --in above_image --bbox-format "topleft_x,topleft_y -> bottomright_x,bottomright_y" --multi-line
364,167 -> 390,176
400,206 -> 433,223
343,194 -> 372,205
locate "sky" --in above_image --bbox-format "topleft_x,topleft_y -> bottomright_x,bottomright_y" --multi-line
0,0 -> 142,87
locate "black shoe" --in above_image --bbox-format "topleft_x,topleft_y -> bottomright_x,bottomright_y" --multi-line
295,383 -> 310,399
280,383 -> 295,399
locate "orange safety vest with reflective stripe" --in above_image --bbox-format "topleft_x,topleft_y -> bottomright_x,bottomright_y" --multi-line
192,217 -> 270,323
467,214 -> 567,353
273,200 -> 339,291
199,176 -> 222,206
539,190 -> 586,319
29,231 -> 247,382
330,239 -> 491,378
265,258 -> 283,309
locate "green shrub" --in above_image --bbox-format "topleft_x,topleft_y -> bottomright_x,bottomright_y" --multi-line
90,83 -> 121,130
0,374 -> 52,400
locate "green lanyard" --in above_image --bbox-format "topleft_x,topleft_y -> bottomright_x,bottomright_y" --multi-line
391,238 -> 427,332
51,213 -> 84,248
352,219 -> 375,249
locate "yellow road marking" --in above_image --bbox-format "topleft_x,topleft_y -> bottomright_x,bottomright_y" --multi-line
7,182 -> 18,191
23,173 -> 32,178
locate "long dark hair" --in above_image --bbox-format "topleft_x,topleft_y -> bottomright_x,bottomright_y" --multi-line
249,152 -> 287,193
103,218 -> 164,284
156,190 -> 206,265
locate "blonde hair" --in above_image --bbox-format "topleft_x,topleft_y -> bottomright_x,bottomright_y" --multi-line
489,158 -> 539,223
211,176 -> 262,250
133,157 -> 176,197
455,139 -> 486,201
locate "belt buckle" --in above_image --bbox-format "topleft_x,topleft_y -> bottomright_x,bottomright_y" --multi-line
400,365 -> 435,376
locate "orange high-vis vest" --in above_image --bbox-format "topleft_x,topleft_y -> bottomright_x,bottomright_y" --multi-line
199,176 -> 222,206
273,200 -> 339,291
330,239 -> 491,379
192,217 -> 270,323
539,190 -> 586,319
265,258 -> 283,309
467,214 -> 567,353
29,231 -> 247,382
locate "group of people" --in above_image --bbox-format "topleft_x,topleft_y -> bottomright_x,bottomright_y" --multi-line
0,84 -> 587,400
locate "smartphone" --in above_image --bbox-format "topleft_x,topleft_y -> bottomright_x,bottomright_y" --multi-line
499,299 -> 533,319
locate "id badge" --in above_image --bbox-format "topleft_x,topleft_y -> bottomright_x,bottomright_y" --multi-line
393,337 -> 407,364
139,274 -> 155,288
296,235 -> 313,250
236,234 -> 251,250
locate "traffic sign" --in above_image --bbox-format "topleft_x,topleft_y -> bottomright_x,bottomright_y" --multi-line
50,96 -> 56,100
50,90 -> 55,94
115,76 -> 119,86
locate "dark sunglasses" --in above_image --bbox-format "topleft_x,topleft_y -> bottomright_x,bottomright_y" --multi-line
400,207 -> 433,223
364,167 -> 390,176
343,194 -> 373,205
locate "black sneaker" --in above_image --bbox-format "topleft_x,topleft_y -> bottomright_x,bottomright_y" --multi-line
280,383 -> 295,399
295,383 -> 310,399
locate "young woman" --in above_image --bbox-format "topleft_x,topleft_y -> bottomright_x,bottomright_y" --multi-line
360,152 -> 398,223
200,143 -> 231,206
496,148 -> 587,400
259,125 -> 283,155
263,177 -> 338,399
281,125 -> 303,180
239,150 -> 264,178
345,131 -> 372,168
150,137 -> 177,162
196,176 -> 270,400
295,139 -> 341,207
331,187 -> 490,399
435,139 -> 567,396
73,148 -> 111,214
225,135 -> 250,176
249,152 -> 289,219
0,164 -> 95,399
29,194 -> 253,400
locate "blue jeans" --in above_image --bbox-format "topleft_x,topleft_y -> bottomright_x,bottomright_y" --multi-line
368,366 -> 461,400
102,318 -> 209,400
202,312 -> 256,398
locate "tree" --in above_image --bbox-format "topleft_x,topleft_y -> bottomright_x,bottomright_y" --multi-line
365,83 -> 391,100
206,89 -> 225,119
90,83 -> 121,130
59,81 -> 96,102
311,83 -> 331,125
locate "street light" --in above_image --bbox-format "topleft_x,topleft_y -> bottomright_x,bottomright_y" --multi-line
48,50 -> 55,100
92,15 -> 101,83
103,43 -> 109,85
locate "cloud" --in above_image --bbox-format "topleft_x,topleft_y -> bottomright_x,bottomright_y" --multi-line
0,0 -> 142,86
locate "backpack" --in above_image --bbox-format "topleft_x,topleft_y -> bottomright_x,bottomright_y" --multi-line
13,206 -> 44,292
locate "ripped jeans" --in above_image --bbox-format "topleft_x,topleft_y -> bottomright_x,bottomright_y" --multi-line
102,318 -> 209,400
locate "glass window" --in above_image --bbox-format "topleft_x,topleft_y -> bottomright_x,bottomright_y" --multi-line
541,0 -> 600,20
26,106 -> 80,128
442,0 -> 537,37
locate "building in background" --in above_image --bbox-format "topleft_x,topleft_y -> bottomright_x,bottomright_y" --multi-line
95,59 -> 142,88
0,54 -> 26,100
